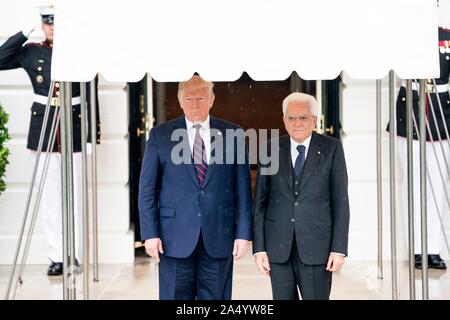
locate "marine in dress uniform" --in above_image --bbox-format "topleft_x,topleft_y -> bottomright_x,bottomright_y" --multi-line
0,6 -> 101,275
388,27 -> 450,269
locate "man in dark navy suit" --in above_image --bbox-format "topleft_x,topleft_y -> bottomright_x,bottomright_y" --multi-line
138,75 -> 252,300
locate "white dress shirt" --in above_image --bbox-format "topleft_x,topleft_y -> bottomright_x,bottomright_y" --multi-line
185,116 -> 211,164
290,135 -> 311,168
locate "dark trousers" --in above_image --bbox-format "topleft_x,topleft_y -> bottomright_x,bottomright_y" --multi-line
159,234 -> 233,300
270,235 -> 332,300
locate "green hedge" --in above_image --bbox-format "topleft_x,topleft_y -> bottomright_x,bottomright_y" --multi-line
0,103 -> 10,194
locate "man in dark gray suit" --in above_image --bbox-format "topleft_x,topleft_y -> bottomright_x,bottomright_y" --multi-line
253,92 -> 350,300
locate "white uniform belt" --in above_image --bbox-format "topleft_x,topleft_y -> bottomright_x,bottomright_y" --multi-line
402,81 -> 449,93
34,94 -> 82,106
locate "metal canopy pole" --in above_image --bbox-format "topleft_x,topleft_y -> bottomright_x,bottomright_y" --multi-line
66,82 -> 77,300
89,80 -> 99,282
425,86 -> 450,179
376,79 -> 383,280
60,81 -> 69,299
432,79 -> 450,147
411,106 -> 450,259
13,103 -> 60,299
418,79 -> 428,299
80,83 -> 90,299
405,80 -> 415,300
410,81 -> 450,300
388,70 -> 398,300
60,82 -> 77,300
4,81 -> 55,300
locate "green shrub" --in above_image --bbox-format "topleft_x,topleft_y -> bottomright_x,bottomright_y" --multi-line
0,103 -> 10,194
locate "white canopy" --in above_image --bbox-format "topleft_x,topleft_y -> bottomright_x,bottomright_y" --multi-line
51,0 -> 442,82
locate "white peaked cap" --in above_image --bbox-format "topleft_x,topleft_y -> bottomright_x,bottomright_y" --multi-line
37,5 -> 55,16
438,0 -> 450,28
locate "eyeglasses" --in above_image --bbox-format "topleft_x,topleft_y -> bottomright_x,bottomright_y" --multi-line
285,115 -> 315,123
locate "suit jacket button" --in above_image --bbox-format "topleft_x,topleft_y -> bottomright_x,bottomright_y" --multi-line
294,202 -> 298,206
294,192 -> 298,196
291,219 -> 295,223
198,213 -> 201,217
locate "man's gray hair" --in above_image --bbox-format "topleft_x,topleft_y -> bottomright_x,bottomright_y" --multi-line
282,92 -> 318,116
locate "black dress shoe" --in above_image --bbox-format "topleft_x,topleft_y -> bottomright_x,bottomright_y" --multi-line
428,254 -> 447,270
414,254 -> 447,270
414,254 -> 422,269
75,259 -> 81,274
47,262 -> 63,276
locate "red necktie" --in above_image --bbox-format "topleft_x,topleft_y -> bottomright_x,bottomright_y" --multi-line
193,125 -> 208,188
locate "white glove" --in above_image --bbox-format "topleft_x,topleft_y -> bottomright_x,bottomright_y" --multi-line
86,143 -> 92,155
21,23 -> 40,38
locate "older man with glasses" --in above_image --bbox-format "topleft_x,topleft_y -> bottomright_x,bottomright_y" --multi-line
253,92 -> 350,300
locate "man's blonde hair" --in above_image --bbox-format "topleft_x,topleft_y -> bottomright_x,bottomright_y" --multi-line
178,75 -> 215,99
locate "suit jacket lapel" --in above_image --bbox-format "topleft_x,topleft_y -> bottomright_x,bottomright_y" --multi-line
202,116 -> 218,188
299,132 -> 322,191
279,136 -> 294,199
173,116 -> 201,189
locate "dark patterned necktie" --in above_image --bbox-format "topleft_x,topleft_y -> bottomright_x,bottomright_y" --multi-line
294,145 -> 306,177
193,124 -> 208,188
